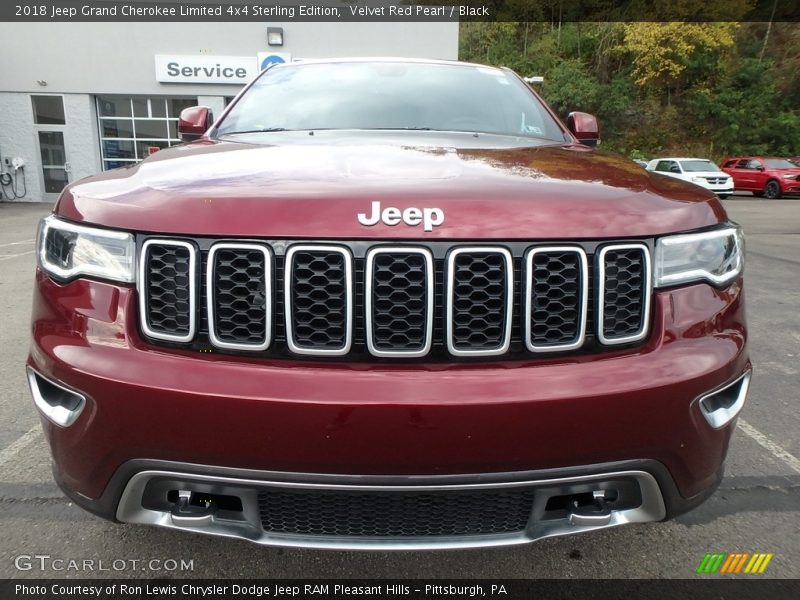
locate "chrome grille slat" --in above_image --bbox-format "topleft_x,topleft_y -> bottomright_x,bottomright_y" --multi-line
138,239 -> 196,343
446,247 -> 513,357
524,246 -> 588,352
207,243 -> 272,351
597,243 -> 652,345
365,247 -> 434,357
284,245 -> 353,356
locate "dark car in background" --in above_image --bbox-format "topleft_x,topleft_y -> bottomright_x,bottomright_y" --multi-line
721,156 -> 800,199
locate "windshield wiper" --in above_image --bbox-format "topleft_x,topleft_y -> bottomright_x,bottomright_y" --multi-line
221,128 -> 289,134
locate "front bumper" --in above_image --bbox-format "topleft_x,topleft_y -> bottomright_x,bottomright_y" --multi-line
29,270 -> 748,546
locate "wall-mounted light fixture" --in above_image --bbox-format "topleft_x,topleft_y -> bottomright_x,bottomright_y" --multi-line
267,27 -> 284,46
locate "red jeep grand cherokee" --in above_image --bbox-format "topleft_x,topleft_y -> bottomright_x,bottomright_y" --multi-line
28,59 -> 750,549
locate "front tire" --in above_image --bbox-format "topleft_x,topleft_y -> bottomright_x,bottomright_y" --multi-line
764,180 -> 781,199
718,194 -> 730,199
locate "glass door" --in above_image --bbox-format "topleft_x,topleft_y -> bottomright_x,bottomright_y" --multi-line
36,131 -> 70,200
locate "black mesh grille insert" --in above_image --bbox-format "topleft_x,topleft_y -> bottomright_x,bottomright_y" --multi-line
143,243 -> 193,337
211,246 -> 269,346
449,251 -> 509,351
527,250 -> 584,347
602,247 -> 647,339
257,487 -> 534,537
370,251 -> 430,352
289,248 -> 349,351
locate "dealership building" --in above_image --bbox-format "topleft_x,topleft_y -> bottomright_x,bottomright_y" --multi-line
0,20 -> 458,202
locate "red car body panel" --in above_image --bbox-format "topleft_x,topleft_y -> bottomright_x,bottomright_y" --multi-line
28,60 -> 750,547
55,140 -> 725,239
722,156 -> 800,195
31,270 -> 746,502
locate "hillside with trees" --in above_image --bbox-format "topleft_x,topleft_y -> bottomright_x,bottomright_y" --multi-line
459,20 -> 800,161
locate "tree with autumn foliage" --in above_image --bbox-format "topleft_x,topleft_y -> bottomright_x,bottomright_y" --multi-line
459,16 -> 800,161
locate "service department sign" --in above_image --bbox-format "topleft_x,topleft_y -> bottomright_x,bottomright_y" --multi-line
155,55 -> 258,84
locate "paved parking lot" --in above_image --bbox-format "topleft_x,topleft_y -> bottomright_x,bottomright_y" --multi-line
0,197 -> 797,579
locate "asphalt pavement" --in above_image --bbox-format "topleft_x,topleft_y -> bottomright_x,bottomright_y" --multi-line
0,195 -> 797,579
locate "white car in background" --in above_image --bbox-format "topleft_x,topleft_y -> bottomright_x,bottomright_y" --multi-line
646,158 -> 734,198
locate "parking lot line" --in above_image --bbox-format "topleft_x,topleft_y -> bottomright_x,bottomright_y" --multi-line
0,239 -> 34,248
738,418 -> 800,474
0,250 -> 35,261
0,426 -> 41,470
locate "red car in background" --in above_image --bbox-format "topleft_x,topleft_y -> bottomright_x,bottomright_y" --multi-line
721,156 -> 800,199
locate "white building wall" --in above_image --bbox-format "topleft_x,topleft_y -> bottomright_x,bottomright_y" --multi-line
0,21 -> 459,201
64,94 -> 103,187
0,93 -> 44,202
0,93 -> 102,203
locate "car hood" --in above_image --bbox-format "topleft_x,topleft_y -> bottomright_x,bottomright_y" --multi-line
684,171 -> 730,178
56,135 -> 726,239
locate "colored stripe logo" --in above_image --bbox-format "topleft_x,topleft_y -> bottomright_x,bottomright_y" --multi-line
696,552 -> 774,574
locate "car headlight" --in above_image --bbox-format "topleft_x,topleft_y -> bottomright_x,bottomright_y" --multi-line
691,176 -> 705,183
782,174 -> 796,179
655,226 -> 743,287
38,215 -> 135,283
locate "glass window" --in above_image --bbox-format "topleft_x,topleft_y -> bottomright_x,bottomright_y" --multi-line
31,95 -> 65,125
764,159 -> 796,169
38,131 -> 66,165
98,96 -> 132,117
679,160 -> 719,172
97,95 -> 196,169
103,160 -> 135,170
102,140 -> 135,160
132,97 -> 149,118
134,119 -> 169,139
215,62 -> 565,142
136,140 -> 170,158
151,98 -> 167,118
169,98 -> 196,118
102,119 -> 135,138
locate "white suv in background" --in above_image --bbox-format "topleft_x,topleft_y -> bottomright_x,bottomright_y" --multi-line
646,158 -> 734,198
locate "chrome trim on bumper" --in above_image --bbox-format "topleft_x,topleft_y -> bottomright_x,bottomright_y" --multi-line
116,469 -> 666,550
26,366 -> 86,428
698,369 -> 752,429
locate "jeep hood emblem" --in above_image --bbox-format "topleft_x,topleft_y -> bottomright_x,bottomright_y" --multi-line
357,201 -> 445,232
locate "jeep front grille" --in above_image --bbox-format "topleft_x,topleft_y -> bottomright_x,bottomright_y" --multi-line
285,245 -> 352,356
137,239 -> 652,360
257,487 -> 535,537
139,239 -> 196,343
366,247 -> 434,357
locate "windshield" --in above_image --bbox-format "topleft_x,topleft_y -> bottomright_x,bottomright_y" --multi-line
679,160 -> 719,172
215,62 -> 566,141
764,159 -> 797,169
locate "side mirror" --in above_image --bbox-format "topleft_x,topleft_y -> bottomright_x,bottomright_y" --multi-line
670,165 -> 681,173
178,106 -> 214,142
566,111 -> 600,148
756,166 -> 765,171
